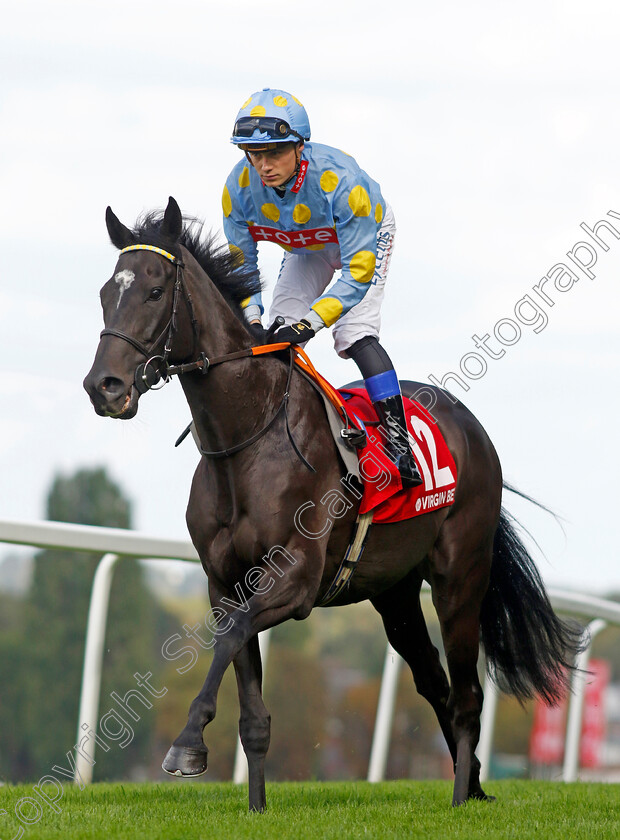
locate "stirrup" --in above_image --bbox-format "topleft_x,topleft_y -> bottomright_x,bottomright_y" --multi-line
340,426 -> 367,449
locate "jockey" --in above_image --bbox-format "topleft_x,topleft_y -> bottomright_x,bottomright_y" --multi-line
223,87 -> 422,488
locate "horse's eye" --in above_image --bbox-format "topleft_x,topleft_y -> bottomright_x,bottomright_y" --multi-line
148,287 -> 164,301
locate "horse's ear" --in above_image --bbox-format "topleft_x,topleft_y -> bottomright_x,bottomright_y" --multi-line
161,196 -> 183,242
106,206 -> 137,250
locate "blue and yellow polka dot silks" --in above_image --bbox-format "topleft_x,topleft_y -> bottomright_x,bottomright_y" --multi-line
222,142 -> 386,327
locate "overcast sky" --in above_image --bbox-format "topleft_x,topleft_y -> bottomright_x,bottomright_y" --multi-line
1,0 -> 619,594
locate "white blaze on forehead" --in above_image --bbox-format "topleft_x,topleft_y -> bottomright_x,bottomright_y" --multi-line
114,269 -> 136,308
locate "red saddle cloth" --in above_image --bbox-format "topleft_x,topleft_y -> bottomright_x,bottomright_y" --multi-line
339,388 -> 458,524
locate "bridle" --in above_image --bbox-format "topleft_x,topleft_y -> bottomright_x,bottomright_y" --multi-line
99,243 -> 318,470
100,244 -> 201,394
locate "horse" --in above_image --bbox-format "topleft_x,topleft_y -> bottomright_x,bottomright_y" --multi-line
84,197 -> 582,811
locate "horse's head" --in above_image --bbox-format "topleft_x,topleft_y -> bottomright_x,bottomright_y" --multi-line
84,196 -> 194,418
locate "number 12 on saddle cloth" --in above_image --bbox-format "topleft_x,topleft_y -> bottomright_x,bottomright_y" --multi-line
339,388 -> 457,525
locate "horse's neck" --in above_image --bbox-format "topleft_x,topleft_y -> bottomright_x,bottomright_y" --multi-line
178,252 -> 286,460
181,249 -> 250,359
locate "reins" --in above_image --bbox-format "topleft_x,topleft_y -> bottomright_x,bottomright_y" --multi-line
101,243 -> 352,471
196,344 -> 315,472
169,342 -> 360,471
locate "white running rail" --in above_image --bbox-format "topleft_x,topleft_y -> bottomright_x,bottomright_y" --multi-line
2,519 -> 619,786
0,518 -> 198,783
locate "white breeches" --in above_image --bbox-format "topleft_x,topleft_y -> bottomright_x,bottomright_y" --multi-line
269,204 -> 396,358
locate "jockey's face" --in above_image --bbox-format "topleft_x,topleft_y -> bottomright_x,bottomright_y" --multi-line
246,142 -> 303,188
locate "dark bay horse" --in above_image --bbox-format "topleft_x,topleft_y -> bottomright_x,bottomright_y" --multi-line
84,197 -> 581,810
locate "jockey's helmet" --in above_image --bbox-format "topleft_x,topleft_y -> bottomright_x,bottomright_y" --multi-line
231,88 -> 311,151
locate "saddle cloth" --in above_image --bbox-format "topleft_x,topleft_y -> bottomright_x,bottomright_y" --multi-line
339,388 -> 458,524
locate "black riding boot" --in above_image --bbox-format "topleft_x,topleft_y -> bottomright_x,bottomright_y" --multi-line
373,394 -> 423,488
346,335 -> 423,489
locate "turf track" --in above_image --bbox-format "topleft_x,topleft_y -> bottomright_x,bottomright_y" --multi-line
0,780 -> 617,839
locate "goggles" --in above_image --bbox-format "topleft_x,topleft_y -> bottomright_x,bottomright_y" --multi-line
233,116 -> 304,143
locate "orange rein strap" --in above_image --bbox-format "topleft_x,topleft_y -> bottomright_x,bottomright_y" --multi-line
251,343 -> 349,421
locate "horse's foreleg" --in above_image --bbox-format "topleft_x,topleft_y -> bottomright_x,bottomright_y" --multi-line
163,560 -> 319,782
233,635 -> 270,812
162,610 -> 254,777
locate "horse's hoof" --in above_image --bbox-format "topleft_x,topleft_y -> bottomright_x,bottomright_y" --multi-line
469,786 -> 496,802
162,744 -> 208,777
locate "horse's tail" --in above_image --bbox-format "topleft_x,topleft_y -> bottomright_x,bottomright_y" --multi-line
479,506 -> 584,705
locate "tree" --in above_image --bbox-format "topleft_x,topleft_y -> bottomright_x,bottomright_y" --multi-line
0,467 -> 161,782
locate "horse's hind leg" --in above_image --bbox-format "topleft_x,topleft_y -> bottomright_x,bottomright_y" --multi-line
233,635 -> 270,812
372,568 -> 458,766
430,531 -> 494,805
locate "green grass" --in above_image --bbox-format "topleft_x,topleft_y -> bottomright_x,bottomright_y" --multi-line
0,780 -> 618,840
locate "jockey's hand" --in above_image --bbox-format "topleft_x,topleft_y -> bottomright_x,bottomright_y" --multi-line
247,321 -> 267,342
270,319 -> 316,345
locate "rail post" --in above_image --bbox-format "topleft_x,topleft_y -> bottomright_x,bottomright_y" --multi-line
367,644 -> 402,782
562,617 -> 608,782
74,553 -> 121,784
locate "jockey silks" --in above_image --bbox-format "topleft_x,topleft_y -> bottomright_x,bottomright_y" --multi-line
222,142 -> 387,328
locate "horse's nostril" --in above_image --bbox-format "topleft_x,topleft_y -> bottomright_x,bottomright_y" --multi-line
100,376 -> 125,398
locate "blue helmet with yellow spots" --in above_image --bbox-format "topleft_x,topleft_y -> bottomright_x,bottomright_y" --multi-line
231,88 -> 311,149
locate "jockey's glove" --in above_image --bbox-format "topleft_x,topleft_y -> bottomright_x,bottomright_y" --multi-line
270,318 -> 316,345
247,321 -> 267,342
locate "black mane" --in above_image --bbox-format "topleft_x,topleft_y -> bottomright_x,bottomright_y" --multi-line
131,210 -> 262,322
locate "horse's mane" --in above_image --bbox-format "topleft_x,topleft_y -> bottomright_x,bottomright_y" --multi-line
131,211 -> 262,322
